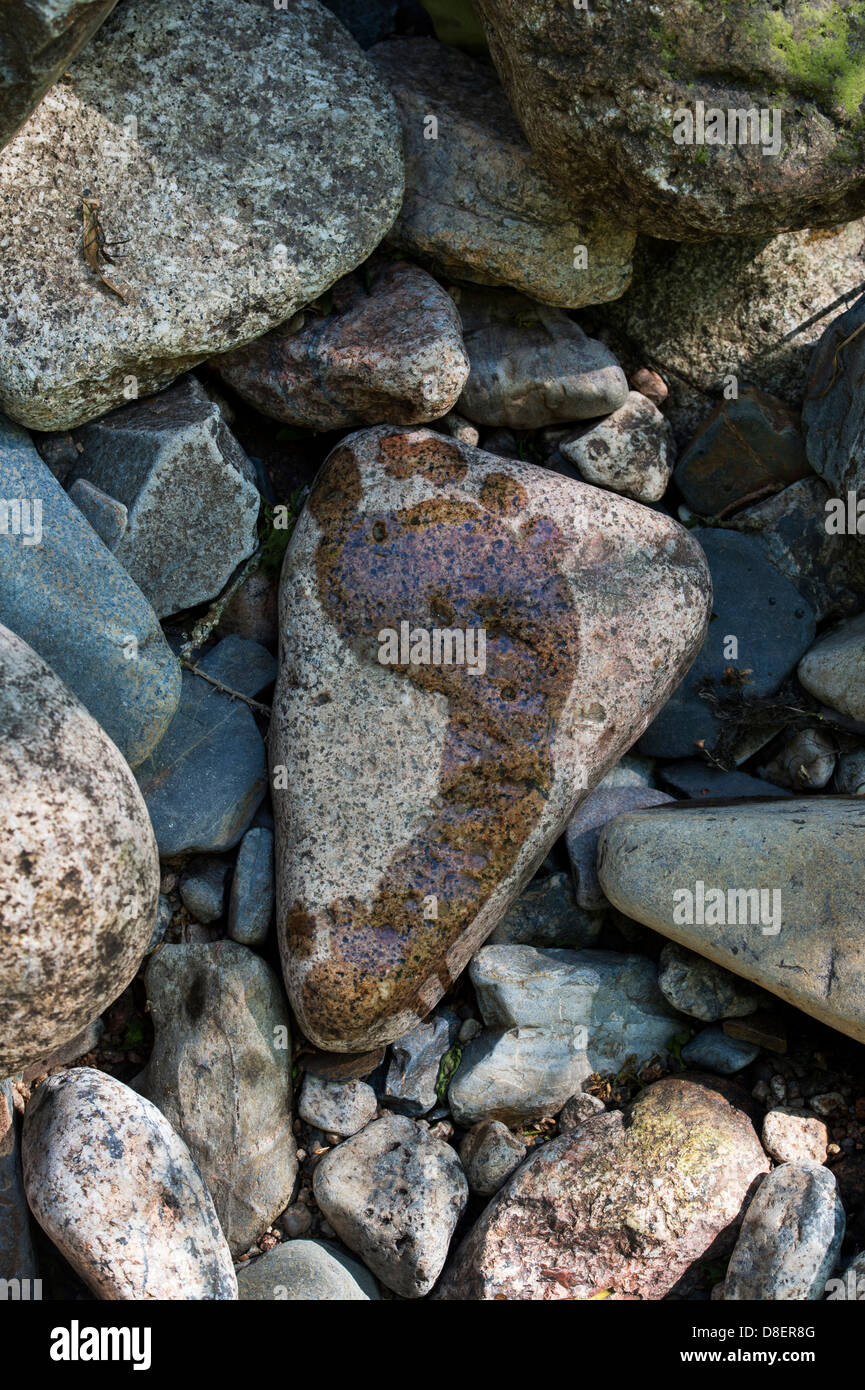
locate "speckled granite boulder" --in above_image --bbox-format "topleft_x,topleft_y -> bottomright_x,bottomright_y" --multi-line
22,1069 -> 237,1300
0,0 -> 403,428
0,1 -> 118,153
560,392 -> 674,504
213,262 -> 468,430
272,424 -> 711,1050
369,38 -> 633,308
437,1077 -> 769,1299
237,1239 -> 379,1300
598,798 -> 865,1045
473,0 -> 865,239
140,943 -> 297,1257
724,1162 -> 845,1300
0,624 -> 158,1076
0,417 -> 180,766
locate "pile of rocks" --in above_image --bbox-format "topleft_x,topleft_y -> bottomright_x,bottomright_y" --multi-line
2,0 -> 865,1305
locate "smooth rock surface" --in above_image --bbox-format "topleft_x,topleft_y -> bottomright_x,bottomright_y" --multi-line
798,614 -> 865,724
237,1239 -> 379,1300
228,827 -> 275,948
179,856 -> 230,925
724,1163 -> 845,1300
0,417 -> 180,766
272,424 -> 711,1050
638,528 -> 816,759
72,377 -> 260,618
598,798 -> 865,1045
438,1077 -> 769,1299
370,38 -> 633,308
0,0 -> 118,153
560,392 -> 674,503
681,1025 -> 759,1075
23,1068 -> 237,1300
140,942 -> 297,1258
659,942 -> 766,1023
675,388 -> 809,518
0,0 -> 403,428
459,1119 -> 526,1196
312,1113 -> 468,1298
213,262 -> 469,430
456,289 -> 629,428
136,638 -> 269,857
565,785 -> 675,910
0,624 -> 159,1075
659,760 -> 791,801
474,1 -> 865,240
297,1075 -> 377,1138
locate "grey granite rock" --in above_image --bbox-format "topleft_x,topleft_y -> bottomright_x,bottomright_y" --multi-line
488,872 -> 603,949
68,476 -> 128,549
72,377 -> 260,618
237,1239 -> 379,1300
798,613 -> 865,724
312,1112 -> 468,1298
297,1075 -> 377,1138
23,1068 -> 237,1300
370,38 -> 633,308
0,0 -> 403,429
140,942 -> 297,1258
0,417 -> 180,766
0,624 -> 159,1076
658,943 -> 767,1023
228,827 -> 275,948
0,1 -> 118,153
459,1119 -> 526,1196
560,392 -> 674,503
724,1163 -> 845,1300
456,288 -> 629,428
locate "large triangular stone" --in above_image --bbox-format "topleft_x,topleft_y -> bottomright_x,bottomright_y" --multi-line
271,425 -> 711,1050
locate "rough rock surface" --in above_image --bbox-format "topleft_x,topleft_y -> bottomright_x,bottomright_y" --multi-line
384,1012 -> 459,1117
369,38 -> 633,308
674,388 -> 810,518
0,417 -> 180,766
213,262 -> 469,430
459,1119 -> 526,1196
803,292 -> 865,495
473,1 -> 865,240
272,424 -> 711,1050
0,1 -> 118,153
798,613 -> 865,724
0,0 -> 403,429
313,1113 -> 468,1298
762,1109 -> 829,1165
237,1239 -> 379,1301
438,1077 -> 769,1300
456,289 -> 628,428
560,392 -> 674,504
488,871 -> 602,949
0,624 -> 158,1076
71,377 -> 260,619
140,942 -> 297,1258
297,1075 -> 378,1138
598,797 -> 865,1045
658,942 -> 767,1022
448,946 -> 682,1125
22,1069 -> 237,1300
724,1163 -> 845,1300
0,1081 -> 37,1283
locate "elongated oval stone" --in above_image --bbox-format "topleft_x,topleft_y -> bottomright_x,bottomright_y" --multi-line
272,425 -> 711,1051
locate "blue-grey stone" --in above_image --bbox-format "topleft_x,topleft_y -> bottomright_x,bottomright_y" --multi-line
659,759 -> 791,801
639,529 -> 816,759
681,1025 -> 759,1075
321,0 -> 399,48
180,856 -> 231,924
0,416 -> 181,766
383,1010 -> 460,1116
228,827 -> 274,947
135,638 -> 268,857
68,477 -> 128,549
147,895 -> 174,954
0,1081 -> 38,1285
803,291 -> 865,495
197,634 -> 276,699
487,871 -> 603,948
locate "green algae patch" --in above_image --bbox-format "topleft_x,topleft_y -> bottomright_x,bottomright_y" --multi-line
759,5 -> 865,119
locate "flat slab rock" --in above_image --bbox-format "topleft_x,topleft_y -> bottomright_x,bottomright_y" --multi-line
0,0 -> 403,429
803,292 -> 865,496
598,797 -> 865,1045
437,1077 -> 769,1300
474,0 -> 865,240
369,37 -> 633,308
0,624 -> 159,1076
22,1068 -> 237,1300
272,424 -> 711,1050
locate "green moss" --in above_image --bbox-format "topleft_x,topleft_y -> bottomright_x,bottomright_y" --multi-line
757,6 -> 865,119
